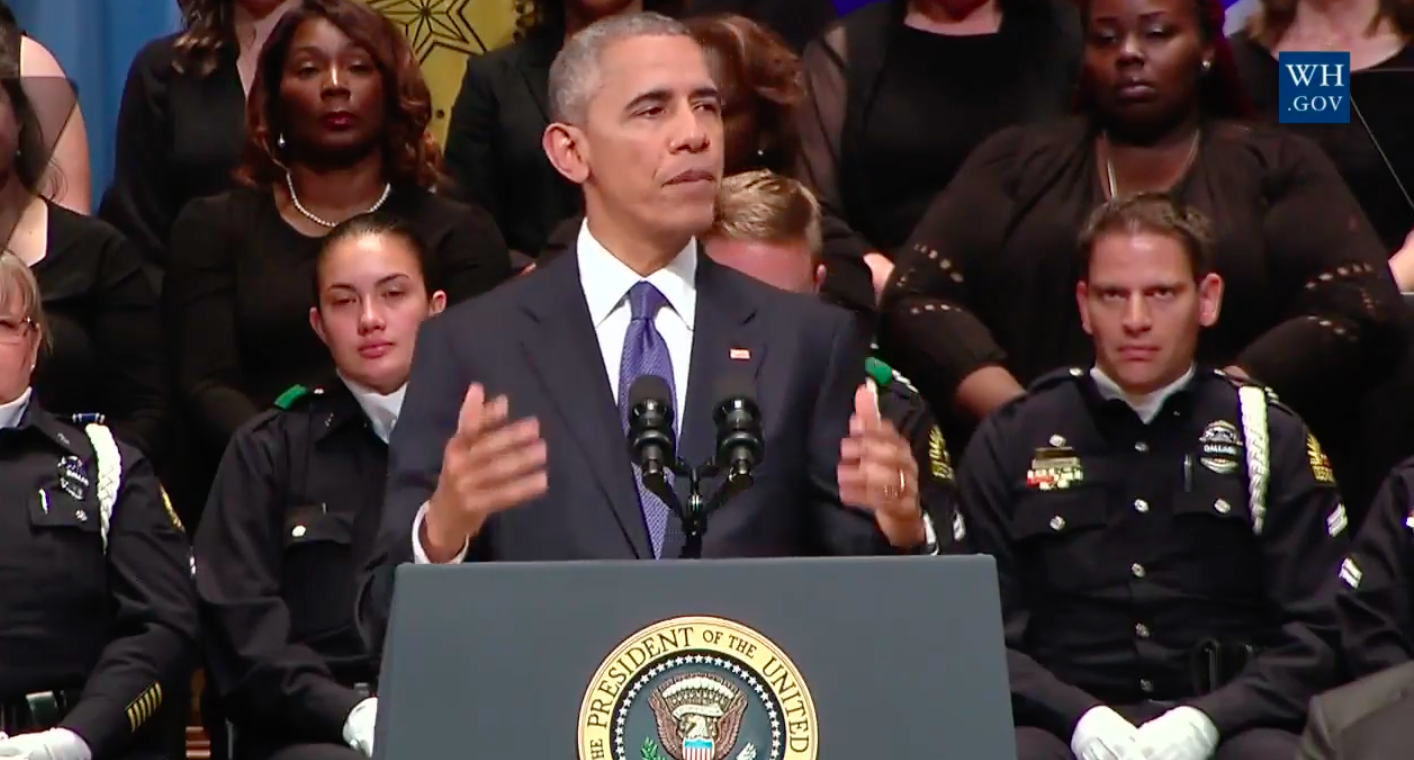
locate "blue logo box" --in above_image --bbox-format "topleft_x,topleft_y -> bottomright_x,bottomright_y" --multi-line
1278,51 -> 1350,124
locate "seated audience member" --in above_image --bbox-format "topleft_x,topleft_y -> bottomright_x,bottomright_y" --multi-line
101,0 -> 300,272
702,169 -> 960,543
195,215 -> 443,760
0,251 -> 197,760
796,0 -> 1083,313
880,0 -> 1402,510
539,13 -> 806,263
1296,660 -> 1414,760
443,0 -> 684,261
0,1 -> 91,214
164,0 -> 511,505
358,13 -> 938,654
0,72 -> 168,463
961,194 -> 1347,760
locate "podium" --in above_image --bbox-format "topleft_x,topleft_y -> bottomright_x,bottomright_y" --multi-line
373,556 -> 1017,759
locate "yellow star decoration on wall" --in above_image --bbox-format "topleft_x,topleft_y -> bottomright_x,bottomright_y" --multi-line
365,0 -> 520,143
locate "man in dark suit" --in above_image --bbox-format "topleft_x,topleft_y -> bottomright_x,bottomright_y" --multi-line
1297,662 -> 1414,760
359,12 -> 934,653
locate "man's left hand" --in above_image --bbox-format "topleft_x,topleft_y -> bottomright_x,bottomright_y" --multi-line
839,383 -> 925,547
0,729 -> 91,760
1136,706 -> 1219,760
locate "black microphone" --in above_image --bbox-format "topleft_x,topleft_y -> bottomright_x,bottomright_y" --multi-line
627,375 -> 677,489
712,373 -> 763,481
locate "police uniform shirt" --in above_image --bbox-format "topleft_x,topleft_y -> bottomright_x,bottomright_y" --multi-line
1336,458 -> 1414,679
957,366 -> 1349,740
867,357 -> 962,550
193,380 -> 391,745
0,392 -> 197,755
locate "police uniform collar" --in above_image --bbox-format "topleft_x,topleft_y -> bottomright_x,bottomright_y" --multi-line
0,386 -> 32,430
1090,364 -> 1196,424
339,373 -> 406,444
12,398 -> 86,456
295,381 -> 368,443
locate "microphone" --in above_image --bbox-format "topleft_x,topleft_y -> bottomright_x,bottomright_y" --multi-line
712,373 -> 763,482
627,375 -> 677,489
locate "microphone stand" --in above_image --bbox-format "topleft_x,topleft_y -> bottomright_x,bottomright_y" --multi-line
644,459 -> 756,560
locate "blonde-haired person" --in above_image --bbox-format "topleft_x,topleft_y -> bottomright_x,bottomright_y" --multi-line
704,170 -> 959,551
0,251 -> 197,760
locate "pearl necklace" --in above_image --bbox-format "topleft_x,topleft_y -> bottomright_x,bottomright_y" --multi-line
285,173 -> 392,228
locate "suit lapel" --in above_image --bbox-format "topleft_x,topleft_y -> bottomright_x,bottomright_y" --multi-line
664,254 -> 762,557
520,254 -> 651,558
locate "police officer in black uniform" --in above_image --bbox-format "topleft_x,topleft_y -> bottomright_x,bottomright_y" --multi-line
0,253 -> 197,760
701,170 -> 959,546
194,216 -> 446,760
960,195 -> 1348,760
1332,458 -> 1414,680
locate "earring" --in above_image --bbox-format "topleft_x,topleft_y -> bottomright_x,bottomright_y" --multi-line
1201,59 -> 1212,73
277,134 -> 287,149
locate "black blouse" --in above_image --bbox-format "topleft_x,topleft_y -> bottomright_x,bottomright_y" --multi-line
33,201 -> 168,463
795,0 -> 1082,314
99,34 -> 246,275
164,185 -> 511,450
1231,33 -> 1414,253
882,117 -> 1403,418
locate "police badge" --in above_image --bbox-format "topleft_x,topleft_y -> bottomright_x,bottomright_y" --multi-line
57,456 -> 90,501
1198,421 -> 1242,475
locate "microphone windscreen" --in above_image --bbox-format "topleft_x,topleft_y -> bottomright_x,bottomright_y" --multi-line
628,375 -> 673,409
712,372 -> 757,405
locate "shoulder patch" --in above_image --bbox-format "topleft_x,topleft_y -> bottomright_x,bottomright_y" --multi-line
927,426 -> 954,481
273,384 -> 323,410
160,486 -> 185,533
1307,432 -> 1335,484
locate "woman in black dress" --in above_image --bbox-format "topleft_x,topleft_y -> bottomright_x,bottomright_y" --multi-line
442,0 -> 683,262
879,0 -> 1403,514
100,0 -> 300,273
0,71 -> 168,464
795,0 -> 1084,314
164,0 -> 510,490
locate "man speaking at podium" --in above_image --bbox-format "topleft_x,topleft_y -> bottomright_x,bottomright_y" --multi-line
358,12 -> 936,648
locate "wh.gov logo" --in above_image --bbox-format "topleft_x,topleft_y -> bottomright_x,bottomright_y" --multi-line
1278,52 -> 1350,124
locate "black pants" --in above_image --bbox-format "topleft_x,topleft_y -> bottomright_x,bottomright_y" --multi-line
1015,725 -> 1299,759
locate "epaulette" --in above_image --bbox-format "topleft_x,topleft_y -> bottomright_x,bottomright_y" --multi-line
273,384 -> 324,410
1211,368 -> 1287,410
865,357 -> 921,395
1028,366 -> 1088,393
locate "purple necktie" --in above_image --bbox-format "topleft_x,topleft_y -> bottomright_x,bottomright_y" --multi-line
618,281 -> 677,558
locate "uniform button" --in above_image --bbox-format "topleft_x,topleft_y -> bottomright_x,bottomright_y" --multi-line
1133,499 -> 1149,513
292,525 -> 307,538
1140,679 -> 1154,693
1214,499 -> 1231,514
1135,623 -> 1150,638
1049,516 -> 1066,531
1131,563 -> 1146,578
1134,442 -> 1149,452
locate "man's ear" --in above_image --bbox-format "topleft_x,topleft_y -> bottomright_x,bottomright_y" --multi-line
542,122 -> 590,184
1197,272 -> 1224,327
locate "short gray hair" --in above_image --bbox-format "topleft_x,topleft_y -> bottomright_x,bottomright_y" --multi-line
548,12 -> 694,125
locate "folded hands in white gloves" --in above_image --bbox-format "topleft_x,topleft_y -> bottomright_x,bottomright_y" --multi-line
1071,705 -> 1219,760
0,730 -> 91,760
342,697 -> 378,757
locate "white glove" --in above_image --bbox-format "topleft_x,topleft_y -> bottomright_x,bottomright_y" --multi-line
1136,706 -> 1219,760
1070,706 -> 1147,760
342,697 -> 378,757
0,729 -> 92,760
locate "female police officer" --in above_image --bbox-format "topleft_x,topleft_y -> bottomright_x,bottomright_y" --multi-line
193,214 -> 446,760
0,251 -> 197,760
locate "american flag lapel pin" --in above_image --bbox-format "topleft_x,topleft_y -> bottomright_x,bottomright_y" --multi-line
729,347 -> 751,361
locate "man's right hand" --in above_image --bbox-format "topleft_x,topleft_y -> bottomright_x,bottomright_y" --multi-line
421,383 -> 549,562
1070,706 -> 1145,760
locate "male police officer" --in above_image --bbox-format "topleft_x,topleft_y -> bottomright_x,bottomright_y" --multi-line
701,170 -> 959,543
959,194 -> 1348,760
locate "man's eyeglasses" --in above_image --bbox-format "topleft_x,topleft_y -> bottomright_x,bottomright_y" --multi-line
0,317 -> 35,345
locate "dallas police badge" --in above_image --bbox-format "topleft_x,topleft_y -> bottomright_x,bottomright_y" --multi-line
1198,420 -> 1242,475
578,616 -> 817,760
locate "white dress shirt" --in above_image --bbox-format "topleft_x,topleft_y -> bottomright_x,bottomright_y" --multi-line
0,387 -> 32,430
340,374 -> 406,444
1090,365 -> 1195,424
412,222 -> 700,564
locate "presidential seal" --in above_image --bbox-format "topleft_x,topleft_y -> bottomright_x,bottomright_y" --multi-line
578,616 -> 817,760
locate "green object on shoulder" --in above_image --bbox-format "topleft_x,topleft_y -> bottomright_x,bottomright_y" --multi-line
864,357 -> 894,387
274,384 -> 309,410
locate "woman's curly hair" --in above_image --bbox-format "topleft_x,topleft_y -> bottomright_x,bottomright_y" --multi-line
234,0 -> 442,190
172,0 -> 239,77
514,0 -> 689,38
